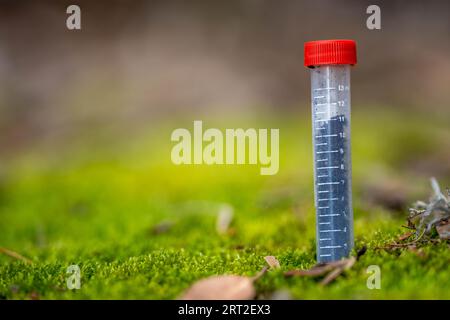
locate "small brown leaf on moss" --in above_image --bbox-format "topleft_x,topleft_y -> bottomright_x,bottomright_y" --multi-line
181,275 -> 255,300
398,232 -> 414,241
264,256 -> 280,269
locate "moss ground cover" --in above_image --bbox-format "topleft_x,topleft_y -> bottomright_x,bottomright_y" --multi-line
0,109 -> 449,299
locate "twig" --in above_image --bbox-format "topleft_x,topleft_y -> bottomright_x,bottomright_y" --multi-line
0,247 -> 33,264
320,257 -> 356,286
375,228 -> 427,250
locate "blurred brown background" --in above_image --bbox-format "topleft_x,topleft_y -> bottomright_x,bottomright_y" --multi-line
0,0 -> 449,153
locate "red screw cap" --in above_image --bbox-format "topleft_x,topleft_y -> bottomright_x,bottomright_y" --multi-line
304,39 -> 357,67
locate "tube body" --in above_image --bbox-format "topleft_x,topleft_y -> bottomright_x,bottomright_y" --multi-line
310,65 -> 354,263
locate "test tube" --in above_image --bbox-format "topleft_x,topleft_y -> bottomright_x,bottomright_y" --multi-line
304,40 -> 357,263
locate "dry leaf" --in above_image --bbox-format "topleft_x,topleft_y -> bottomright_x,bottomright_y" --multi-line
320,268 -> 344,286
398,232 -> 414,241
284,257 -> 356,286
216,205 -> 234,235
264,256 -> 280,269
181,275 -> 255,300
320,257 -> 355,286
284,259 -> 350,277
436,219 -> 450,239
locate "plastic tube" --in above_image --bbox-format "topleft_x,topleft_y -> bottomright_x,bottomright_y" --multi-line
304,40 -> 357,262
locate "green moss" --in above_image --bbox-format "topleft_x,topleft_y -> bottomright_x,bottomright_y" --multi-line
0,109 -> 449,299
